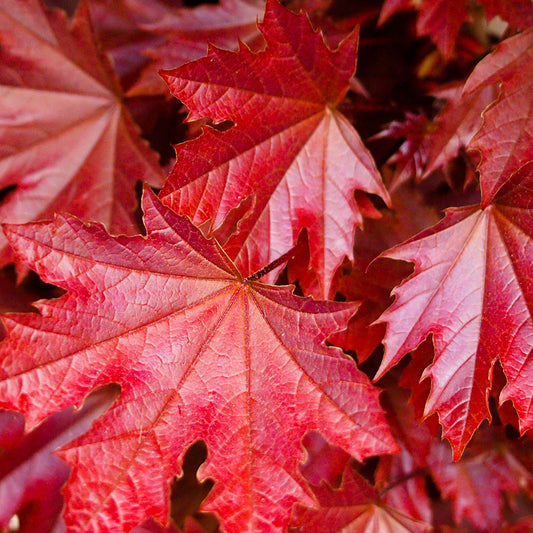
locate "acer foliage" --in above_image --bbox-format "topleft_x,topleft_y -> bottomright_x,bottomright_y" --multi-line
0,0 -> 164,267
0,0 -> 532,532
0,385 -> 118,533
1,190 -> 394,531
289,432 -> 430,532
161,0 -> 389,299
379,0 -> 533,59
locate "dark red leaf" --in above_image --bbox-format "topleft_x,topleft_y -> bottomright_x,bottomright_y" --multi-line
0,385 -> 118,533
291,458 -> 431,532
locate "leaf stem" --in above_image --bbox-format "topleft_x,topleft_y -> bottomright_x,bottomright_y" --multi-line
379,467 -> 425,497
244,245 -> 300,282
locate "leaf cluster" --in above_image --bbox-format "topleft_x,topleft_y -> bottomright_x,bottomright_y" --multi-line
0,0 -> 532,531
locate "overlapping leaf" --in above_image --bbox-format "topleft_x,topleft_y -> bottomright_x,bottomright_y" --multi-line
421,82 -> 496,183
0,0 -> 164,266
375,448 -> 432,525
160,0 -> 389,299
86,0 -> 170,88
0,191 -> 395,532
427,430 -> 533,530
380,82 -> 496,190
0,385 -> 117,533
464,27 -> 533,205
379,0 -> 533,58
375,160 -> 533,456
128,0 -> 266,97
290,458 -> 431,532
329,186 -> 439,362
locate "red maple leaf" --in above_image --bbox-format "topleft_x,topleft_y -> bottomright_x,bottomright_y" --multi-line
86,0 -> 170,89
379,81 -> 496,191
128,0 -> 266,97
0,385 -> 117,533
0,190 -> 396,532
0,0 -> 164,266
328,185 -> 439,363
464,27 -> 533,205
160,0 -> 389,299
379,0 -> 533,59
379,0 -> 469,59
421,82 -> 496,183
375,112 -> 431,191
290,450 -> 431,532
375,159 -> 533,457
427,429 -> 533,530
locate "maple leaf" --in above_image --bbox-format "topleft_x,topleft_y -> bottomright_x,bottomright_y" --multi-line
374,160 -> 533,457
464,27 -> 533,206
128,0 -> 266,97
375,387 -> 436,524
379,0 -> 468,60
86,0 -> 170,89
298,431 -> 352,489
160,0 -> 389,299
375,112 -> 431,191
0,0 -> 164,266
0,385 -> 118,533
290,452 -> 431,532
379,0 -> 533,59
379,81 -> 496,191
427,429 -> 533,530
375,448 -> 432,525
397,338 -> 441,434
421,82 -> 496,183
0,190 -> 396,532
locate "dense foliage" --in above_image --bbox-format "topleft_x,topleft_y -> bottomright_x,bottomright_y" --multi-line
0,0 -> 532,531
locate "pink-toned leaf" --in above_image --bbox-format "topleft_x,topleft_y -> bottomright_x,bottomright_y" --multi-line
464,27 -> 533,206
0,190 -> 396,532
160,0 -> 389,299
375,160 -> 533,457
0,0 -> 164,266
129,0 -> 266,97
